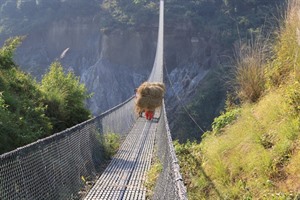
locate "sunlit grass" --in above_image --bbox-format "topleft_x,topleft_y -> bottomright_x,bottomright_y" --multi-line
176,87 -> 300,199
144,153 -> 162,199
175,0 -> 300,199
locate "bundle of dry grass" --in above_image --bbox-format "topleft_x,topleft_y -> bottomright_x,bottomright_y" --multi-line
135,82 -> 165,114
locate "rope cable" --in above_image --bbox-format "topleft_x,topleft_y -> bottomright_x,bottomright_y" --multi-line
164,63 -> 205,134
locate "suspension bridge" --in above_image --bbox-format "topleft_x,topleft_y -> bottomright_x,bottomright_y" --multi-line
0,0 -> 187,199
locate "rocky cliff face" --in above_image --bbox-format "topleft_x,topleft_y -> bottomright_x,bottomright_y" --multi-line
11,16 -> 220,118
13,18 -> 156,114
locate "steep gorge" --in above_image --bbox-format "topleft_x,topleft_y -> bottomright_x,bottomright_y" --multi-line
10,16 -> 220,118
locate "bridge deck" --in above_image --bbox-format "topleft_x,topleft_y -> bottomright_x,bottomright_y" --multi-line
84,117 -> 158,200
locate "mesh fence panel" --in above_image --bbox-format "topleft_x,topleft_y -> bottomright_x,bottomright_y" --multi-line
0,97 -> 136,200
152,101 -> 188,200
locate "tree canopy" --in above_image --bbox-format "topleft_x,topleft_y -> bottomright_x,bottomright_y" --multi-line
0,37 -> 91,154
40,61 -> 91,133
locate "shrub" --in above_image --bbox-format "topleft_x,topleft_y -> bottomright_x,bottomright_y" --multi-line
145,154 -> 162,199
0,36 -> 25,69
211,108 -> 240,134
103,133 -> 120,158
0,69 -> 52,154
286,81 -> 300,116
233,35 -> 269,103
40,61 -> 91,133
266,0 -> 300,86
95,133 -> 120,159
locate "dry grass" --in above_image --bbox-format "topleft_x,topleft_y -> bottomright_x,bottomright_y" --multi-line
233,34 -> 269,103
267,0 -> 300,85
135,82 -> 165,113
175,0 -> 300,199
176,88 -> 300,199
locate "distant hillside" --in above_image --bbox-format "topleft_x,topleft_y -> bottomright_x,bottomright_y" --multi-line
0,0 -> 99,38
175,0 -> 300,199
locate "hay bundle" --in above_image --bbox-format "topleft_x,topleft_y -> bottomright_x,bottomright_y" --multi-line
135,82 -> 165,114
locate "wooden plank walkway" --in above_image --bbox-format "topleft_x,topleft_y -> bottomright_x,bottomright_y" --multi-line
84,116 -> 158,200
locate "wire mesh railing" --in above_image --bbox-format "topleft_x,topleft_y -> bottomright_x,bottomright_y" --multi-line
0,97 -> 136,200
148,1 -> 187,198
152,101 -> 188,200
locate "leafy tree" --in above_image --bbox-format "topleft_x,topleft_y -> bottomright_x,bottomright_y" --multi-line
0,37 -> 52,153
0,37 -> 92,154
0,36 -> 24,69
40,61 -> 91,133
101,0 -> 158,29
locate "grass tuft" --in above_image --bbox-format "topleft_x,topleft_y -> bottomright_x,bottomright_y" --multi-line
232,33 -> 269,103
144,154 -> 162,199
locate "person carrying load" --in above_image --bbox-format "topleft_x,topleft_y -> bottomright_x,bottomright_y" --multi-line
135,82 -> 165,120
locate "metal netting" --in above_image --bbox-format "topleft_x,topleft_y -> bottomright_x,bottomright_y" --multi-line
149,1 -> 187,197
152,101 -> 188,200
0,97 -> 136,200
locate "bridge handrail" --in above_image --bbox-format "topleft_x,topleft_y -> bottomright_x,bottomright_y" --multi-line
0,96 -> 134,159
152,101 -> 188,199
0,96 -> 136,200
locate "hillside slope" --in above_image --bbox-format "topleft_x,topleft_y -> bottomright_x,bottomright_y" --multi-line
175,0 -> 300,199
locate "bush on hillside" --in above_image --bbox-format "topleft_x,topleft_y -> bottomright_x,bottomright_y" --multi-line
266,0 -> 300,87
176,0 -> 300,199
0,40 -> 52,153
286,81 -> 300,116
0,37 -> 92,154
40,61 -> 91,133
211,108 -> 240,135
0,36 -> 24,69
233,35 -> 269,103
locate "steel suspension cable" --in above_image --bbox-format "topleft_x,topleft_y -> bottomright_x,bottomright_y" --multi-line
164,63 -> 205,134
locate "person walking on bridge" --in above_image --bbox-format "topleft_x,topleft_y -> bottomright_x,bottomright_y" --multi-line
134,82 -> 165,120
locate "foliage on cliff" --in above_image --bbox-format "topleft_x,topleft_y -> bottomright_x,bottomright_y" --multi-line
175,0 -> 300,199
40,61 -> 91,133
0,0 -> 99,36
0,0 -> 285,42
0,37 -> 91,154
100,0 -> 284,44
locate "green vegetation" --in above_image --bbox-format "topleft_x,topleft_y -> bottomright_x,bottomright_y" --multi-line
210,107 -> 240,135
176,90 -> 300,199
100,0 -> 158,30
101,0 -> 284,44
0,0 -> 99,36
175,0 -> 300,199
39,61 -> 91,133
145,154 -> 162,199
96,133 -> 121,159
233,34 -> 269,103
0,37 -> 91,154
